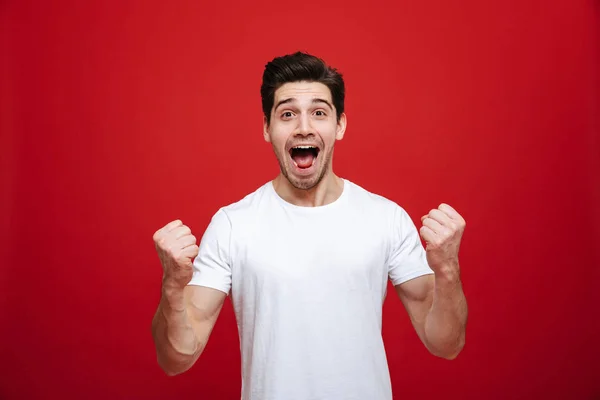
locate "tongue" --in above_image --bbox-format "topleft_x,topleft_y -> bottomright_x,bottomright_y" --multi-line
292,149 -> 315,169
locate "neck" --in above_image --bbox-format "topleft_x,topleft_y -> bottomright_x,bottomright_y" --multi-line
272,170 -> 344,207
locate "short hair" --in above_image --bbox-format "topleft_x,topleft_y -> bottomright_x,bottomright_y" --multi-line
260,51 -> 345,125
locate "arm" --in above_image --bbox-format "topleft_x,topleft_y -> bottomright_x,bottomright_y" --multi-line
389,203 -> 468,359
150,217 -> 231,375
151,284 -> 227,375
395,270 -> 467,360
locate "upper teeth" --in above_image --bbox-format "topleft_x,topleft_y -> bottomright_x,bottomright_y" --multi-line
294,146 -> 316,149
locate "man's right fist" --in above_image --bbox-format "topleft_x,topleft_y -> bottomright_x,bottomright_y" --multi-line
153,220 -> 199,288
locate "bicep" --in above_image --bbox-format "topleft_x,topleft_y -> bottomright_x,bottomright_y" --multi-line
394,274 -> 434,342
184,285 -> 227,341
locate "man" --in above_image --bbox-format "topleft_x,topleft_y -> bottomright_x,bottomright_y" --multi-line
151,51 -> 468,400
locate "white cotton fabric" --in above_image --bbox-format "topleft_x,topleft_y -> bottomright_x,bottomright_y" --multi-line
189,179 -> 434,400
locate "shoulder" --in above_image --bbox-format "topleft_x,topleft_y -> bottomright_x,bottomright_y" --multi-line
210,181 -> 272,224
344,179 -> 418,234
344,179 -> 405,215
201,183 -> 271,243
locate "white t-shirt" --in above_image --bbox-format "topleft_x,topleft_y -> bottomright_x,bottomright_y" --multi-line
189,179 -> 434,400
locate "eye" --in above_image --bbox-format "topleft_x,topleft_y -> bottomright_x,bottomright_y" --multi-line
315,110 -> 327,117
281,111 -> 294,119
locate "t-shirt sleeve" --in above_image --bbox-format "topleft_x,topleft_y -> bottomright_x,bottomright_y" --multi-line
187,208 -> 232,295
387,204 -> 435,286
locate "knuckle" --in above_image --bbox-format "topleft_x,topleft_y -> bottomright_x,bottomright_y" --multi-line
167,245 -> 178,257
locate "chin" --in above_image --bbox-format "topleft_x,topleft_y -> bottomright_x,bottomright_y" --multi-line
282,162 -> 328,190
288,176 -> 320,190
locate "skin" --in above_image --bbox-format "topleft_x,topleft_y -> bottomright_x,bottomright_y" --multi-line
263,81 -> 347,207
398,204 -> 468,359
151,80 -> 468,377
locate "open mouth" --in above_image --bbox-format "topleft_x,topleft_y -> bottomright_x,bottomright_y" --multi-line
289,145 -> 320,169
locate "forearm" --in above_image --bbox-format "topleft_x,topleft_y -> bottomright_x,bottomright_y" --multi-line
151,285 -> 201,375
424,266 -> 468,359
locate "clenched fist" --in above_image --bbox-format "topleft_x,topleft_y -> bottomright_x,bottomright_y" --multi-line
420,203 -> 466,277
153,220 -> 199,288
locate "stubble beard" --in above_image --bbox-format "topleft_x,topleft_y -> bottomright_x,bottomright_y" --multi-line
274,146 -> 334,191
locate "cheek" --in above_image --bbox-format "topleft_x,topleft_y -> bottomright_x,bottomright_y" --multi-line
269,127 -> 290,145
270,134 -> 287,149
321,124 -> 339,142
268,132 -> 288,156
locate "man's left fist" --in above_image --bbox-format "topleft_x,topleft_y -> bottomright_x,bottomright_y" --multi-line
420,203 -> 466,276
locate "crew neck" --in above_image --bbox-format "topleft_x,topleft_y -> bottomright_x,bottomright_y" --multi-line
268,178 -> 349,212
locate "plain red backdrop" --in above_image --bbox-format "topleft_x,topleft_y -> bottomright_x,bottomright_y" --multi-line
1,0 -> 599,399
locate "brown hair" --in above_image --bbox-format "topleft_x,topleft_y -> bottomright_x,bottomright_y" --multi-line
261,51 -> 345,125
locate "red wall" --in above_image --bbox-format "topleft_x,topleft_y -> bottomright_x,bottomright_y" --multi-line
2,1 -> 599,399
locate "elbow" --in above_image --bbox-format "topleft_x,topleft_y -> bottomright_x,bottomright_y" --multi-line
444,338 -> 465,360
428,336 -> 465,360
163,367 -> 184,377
156,350 -> 197,377
162,367 -> 180,377
158,358 -> 192,377
440,347 -> 462,360
157,357 -> 179,376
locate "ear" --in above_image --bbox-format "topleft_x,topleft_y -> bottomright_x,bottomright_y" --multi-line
335,113 -> 347,141
263,115 -> 271,143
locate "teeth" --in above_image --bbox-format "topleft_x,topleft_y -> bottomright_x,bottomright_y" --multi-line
293,145 -> 317,149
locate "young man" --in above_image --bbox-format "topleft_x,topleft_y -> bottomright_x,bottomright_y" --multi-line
151,52 -> 468,400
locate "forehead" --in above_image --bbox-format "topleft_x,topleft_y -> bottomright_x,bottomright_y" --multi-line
274,81 -> 332,104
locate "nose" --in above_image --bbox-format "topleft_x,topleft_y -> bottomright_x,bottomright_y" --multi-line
294,113 -> 314,137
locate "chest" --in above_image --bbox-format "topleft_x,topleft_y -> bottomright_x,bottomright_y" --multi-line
232,212 -> 390,292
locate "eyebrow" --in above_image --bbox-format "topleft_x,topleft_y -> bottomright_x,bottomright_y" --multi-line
274,98 -> 333,112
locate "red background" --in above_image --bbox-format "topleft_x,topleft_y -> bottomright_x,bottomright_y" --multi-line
1,1 -> 599,399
